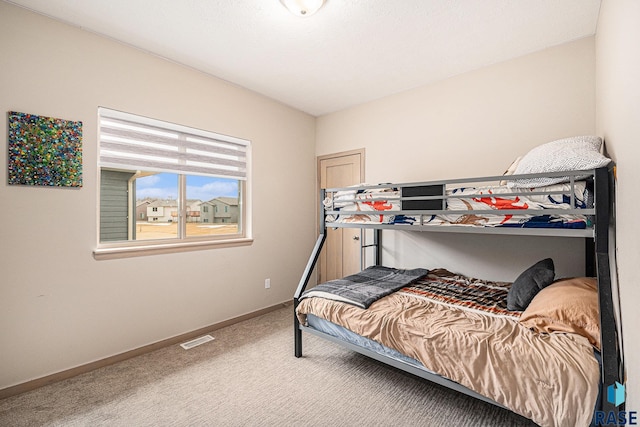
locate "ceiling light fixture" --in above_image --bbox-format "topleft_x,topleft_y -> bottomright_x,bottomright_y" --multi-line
279,0 -> 325,17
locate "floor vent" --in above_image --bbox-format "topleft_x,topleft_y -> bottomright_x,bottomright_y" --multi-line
180,335 -> 215,350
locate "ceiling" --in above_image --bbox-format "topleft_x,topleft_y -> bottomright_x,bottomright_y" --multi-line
6,0 -> 601,116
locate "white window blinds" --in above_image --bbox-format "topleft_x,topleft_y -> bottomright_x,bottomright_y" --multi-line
98,108 -> 249,180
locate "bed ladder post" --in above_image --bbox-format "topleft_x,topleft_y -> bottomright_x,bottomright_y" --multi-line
294,233 -> 326,357
585,237 -> 595,277
374,229 -> 382,266
293,300 -> 303,358
294,189 -> 328,357
594,166 -> 623,415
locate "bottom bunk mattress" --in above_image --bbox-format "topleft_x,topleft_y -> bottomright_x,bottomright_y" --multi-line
296,269 -> 600,427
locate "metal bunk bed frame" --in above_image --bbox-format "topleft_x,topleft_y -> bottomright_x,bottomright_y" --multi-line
294,165 -> 624,418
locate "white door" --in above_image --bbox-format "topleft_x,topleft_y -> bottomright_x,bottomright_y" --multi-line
318,149 -> 365,283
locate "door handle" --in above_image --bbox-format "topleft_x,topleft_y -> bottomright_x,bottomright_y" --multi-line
353,235 -> 360,241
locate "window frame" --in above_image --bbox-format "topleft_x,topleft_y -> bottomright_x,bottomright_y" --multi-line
94,108 -> 252,260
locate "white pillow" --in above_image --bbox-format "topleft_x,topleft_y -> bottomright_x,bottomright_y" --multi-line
499,156 -> 522,185
508,136 -> 611,188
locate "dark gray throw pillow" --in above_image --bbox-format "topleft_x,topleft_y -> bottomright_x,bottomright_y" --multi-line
507,258 -> 555,311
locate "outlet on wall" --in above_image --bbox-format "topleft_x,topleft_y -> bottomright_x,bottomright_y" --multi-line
265,278 -> 271,289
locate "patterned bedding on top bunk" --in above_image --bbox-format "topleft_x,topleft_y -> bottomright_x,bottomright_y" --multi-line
325,135 -> 613,229
324,181 -> 591,228
296,268 -> 600,427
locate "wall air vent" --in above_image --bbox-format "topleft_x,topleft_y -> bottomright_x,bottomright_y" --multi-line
180,335 -> 215,350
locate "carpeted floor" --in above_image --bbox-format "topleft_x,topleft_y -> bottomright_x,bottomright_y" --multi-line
0,304 -> 536,426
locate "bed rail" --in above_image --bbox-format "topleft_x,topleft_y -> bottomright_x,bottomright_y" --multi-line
324,168 -> 597,238
594,166 -> 624,415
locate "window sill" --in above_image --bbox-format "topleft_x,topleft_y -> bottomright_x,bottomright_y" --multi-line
93,238 -> 254,260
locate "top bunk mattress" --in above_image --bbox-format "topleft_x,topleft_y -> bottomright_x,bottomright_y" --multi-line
324,180 -> 593,229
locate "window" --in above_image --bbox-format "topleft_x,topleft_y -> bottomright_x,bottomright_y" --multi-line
96,108 -> 251,258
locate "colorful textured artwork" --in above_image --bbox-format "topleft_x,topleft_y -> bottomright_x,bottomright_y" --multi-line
8,111 -> 83,187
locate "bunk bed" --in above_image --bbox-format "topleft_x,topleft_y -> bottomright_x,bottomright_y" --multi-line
293,137 -> 623,427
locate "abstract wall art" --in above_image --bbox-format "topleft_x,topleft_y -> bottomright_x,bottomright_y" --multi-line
8,111 -> 83,187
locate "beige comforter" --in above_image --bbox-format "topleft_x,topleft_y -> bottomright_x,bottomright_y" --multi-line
296,287 -> 599,427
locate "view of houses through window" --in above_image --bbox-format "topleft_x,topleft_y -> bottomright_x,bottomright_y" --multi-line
100,171 -> 241,242
133,173 -> 240,240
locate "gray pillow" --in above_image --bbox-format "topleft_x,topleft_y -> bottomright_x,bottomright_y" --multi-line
507,136 -> 611,188
507,258 -> 555,311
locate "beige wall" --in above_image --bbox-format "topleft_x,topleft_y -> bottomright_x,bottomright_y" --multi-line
317,37 -> 596,281
596,0 -> 640,410
0,2 -> 316,390
317,37 -> 596,183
